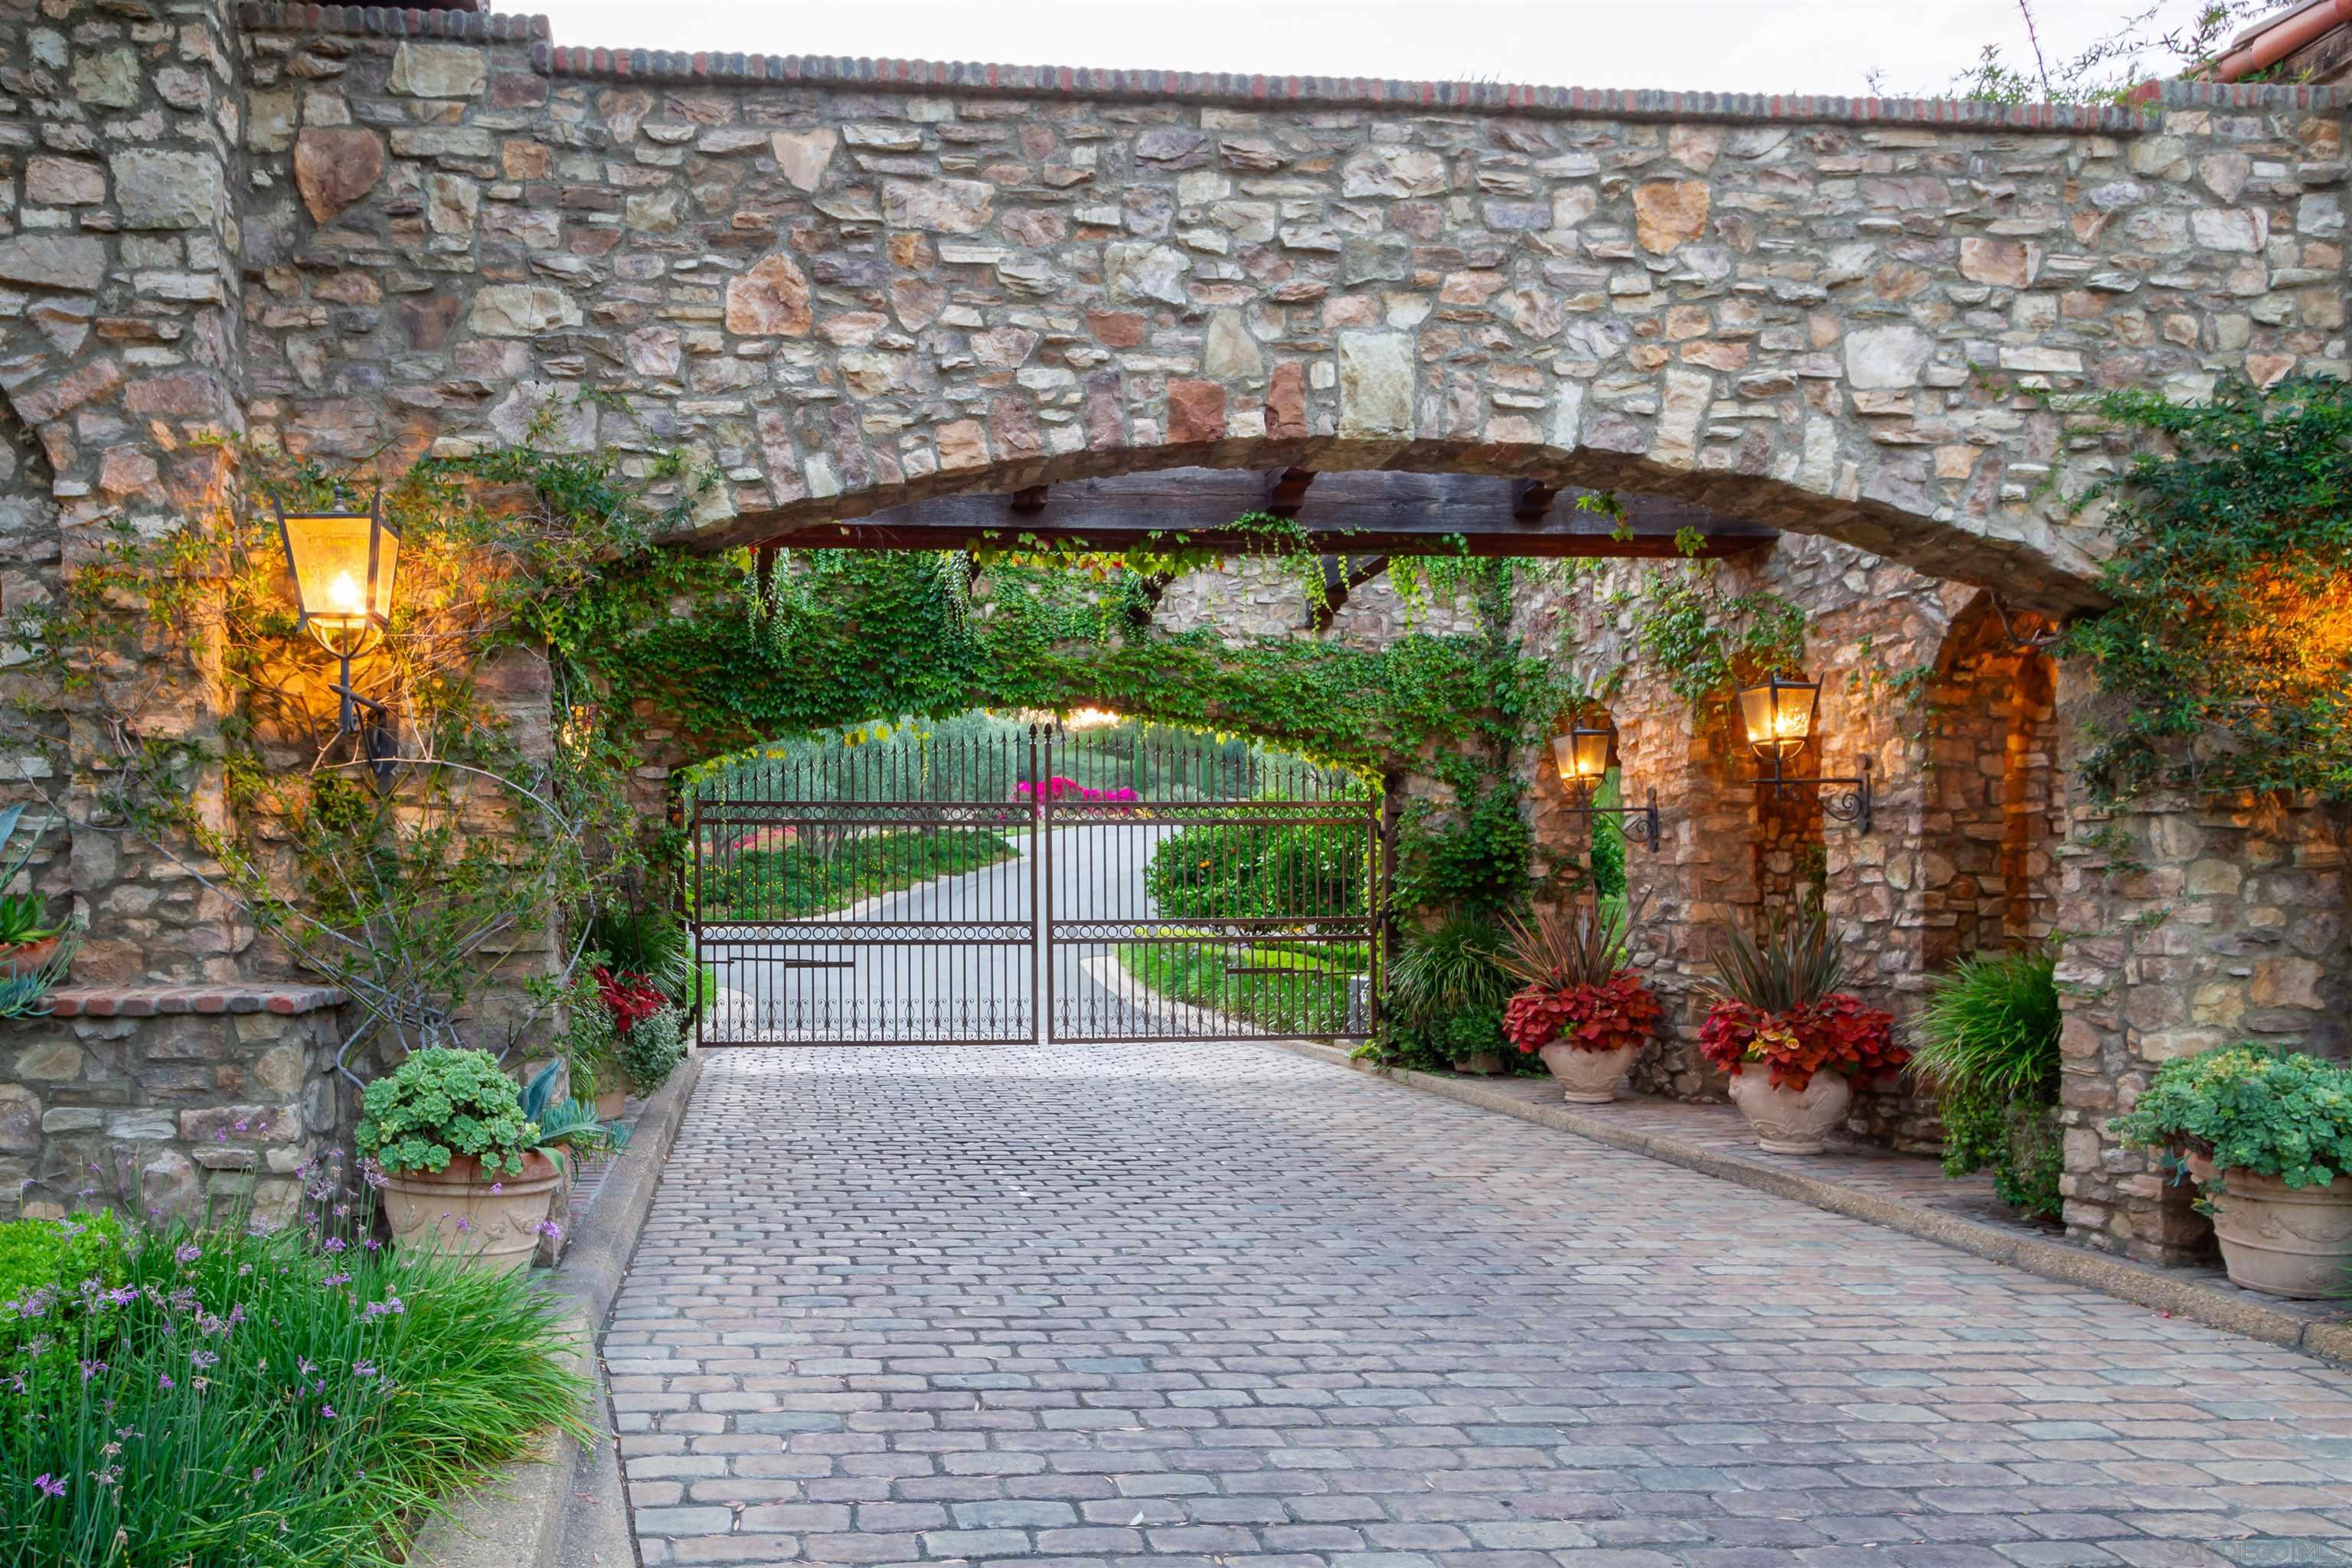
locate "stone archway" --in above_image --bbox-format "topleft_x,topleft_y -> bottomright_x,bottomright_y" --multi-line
222,11 -> 2346,622
1919,592 -> 2060,970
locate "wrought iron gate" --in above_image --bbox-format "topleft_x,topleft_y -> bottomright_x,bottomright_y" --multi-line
689,726 -> 1380,1046
691,730 -> 1037,1045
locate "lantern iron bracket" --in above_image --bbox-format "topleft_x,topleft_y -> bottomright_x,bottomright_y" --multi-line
330,655 -> 397,789
1757,753 -> 1873,833
1561,785 -> 1662,853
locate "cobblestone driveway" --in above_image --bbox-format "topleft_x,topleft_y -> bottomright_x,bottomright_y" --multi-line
608,1044 -> 2352,1566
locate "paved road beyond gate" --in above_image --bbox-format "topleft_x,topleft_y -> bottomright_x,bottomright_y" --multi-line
690,727 -> 1380,1046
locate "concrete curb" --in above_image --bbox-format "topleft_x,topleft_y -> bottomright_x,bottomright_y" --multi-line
411,1046 -> 706,1568
1266,1038 -> 2352,1367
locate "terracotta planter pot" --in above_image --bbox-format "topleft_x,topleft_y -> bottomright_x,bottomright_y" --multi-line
2186,1155 -> 2352,1298
379,1151 -> 560,1274
1726,1071 -> 1851,1154
1538,1040 -> 1638,1103
0,936 -> 60,974
595,1086 -> 626,1120
1456,1049 -> 1507,1076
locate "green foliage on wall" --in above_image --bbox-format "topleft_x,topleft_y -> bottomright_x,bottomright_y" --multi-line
579,549 -> 1564,781
1630,568 -> 1809,713
2063,374 -> 2352,803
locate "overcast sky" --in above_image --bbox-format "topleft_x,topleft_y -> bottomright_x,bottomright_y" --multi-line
528,0 -> 2258,99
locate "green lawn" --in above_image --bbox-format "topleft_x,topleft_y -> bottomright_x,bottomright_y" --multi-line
1115,939 -> 1367,1036
699,828 -> 1019,921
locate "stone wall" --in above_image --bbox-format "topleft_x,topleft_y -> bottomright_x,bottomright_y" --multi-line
1511,537 -> 2043,1153
2056,783 -> 2352,1263
211,6 -> 2350,613
1,985 -> 348,1223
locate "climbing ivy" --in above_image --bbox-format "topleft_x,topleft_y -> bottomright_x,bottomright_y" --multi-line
1628,567 -> 1809,712
2062,373 -> 2352,803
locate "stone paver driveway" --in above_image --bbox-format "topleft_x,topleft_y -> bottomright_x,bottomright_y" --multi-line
608,1044 -> 2352,1567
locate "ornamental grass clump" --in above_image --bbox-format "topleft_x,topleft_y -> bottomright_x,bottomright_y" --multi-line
1909,949 -> 2064,1220
0,1183 -> 590,1567
1696,909 -> 1904,1091
1491,891 -> 1661,1056
1381,915 -> 1516,1067
354,1046 -> 540,1178
2112,1044 -> 2352,1191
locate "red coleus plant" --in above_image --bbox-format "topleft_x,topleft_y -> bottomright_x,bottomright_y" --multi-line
1501,969 -> 1664,1055
595,967 -> 668,1035
1697,993 -> 1905,1093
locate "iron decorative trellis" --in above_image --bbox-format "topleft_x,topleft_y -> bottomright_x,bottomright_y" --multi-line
688,724 -> 1382,1047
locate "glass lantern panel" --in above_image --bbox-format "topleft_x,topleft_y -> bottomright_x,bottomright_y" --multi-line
283,514 -> 380,632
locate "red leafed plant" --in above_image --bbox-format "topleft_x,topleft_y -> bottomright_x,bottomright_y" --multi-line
595,966 -> 668,1035
1491,890 -> 1662,1055
1694,910 -> 1904,1092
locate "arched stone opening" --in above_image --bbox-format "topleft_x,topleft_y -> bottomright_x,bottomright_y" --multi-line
1919,593 -> 2060,971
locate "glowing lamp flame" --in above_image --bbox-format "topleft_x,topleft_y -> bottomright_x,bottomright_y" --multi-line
327,571 -> 364,615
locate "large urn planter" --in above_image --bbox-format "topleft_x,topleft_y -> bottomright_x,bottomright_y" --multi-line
2112,1048 -> 2352,1300
1726,1071 -> 1851,1155
594,1086 -> 627,1120
1699,988 -> 1903,1157
1537,1040 -> 1638,1104
380,1152 -> 562,1275
2186,1155 -> 2352,1299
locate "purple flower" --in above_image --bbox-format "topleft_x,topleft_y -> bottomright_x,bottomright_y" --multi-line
323,1238 -> 346,1255
80,1359 -> 106,1382
174,1243 -> 201,1266
321,1404 -> 337,1420
158,1374 -> 174,1390
321,1271 -> 352,1288
489,1182 -> 503,1195
535,1219 -> 564,1240
352,1360 -> 377,1379
362,1238 -> 381,1253
297,1357 -> 315,1377
189,1349 -> 219,1370
361,1296 -> 405,1321
32,1474 -> 64,1499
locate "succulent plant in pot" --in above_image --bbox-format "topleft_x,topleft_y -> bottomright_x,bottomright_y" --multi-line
0,804 -> 74,1021
2112,1044 -> 2352,1298
1491,890 -> 1661,1103
0,803 -> 66,972
1697,908 -> 1904,1153
355,1047 -> 559,1274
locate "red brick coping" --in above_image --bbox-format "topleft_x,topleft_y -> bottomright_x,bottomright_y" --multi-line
43,985 -> 348,1020
231,8 -> 2341,125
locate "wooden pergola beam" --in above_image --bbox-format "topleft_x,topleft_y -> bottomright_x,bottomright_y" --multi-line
1306,554 -> 1393,634
747,468 -> 1775,560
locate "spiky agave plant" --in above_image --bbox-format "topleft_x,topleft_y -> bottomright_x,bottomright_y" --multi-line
1699,904 -> 1844,1014
1491,888 -> 1651,994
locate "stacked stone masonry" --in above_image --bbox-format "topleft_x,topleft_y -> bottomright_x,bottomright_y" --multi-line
0,985 -> 350,1223
0,0 -> 2346,1259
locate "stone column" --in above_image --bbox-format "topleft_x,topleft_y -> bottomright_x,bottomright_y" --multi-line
2053,663 -> 2352,1263
0,0 -> 251,985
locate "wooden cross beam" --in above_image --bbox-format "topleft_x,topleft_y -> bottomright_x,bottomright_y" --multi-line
746,468 -> 1775,560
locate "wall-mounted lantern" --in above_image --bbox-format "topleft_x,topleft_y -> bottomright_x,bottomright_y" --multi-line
1735,671 -> 1872,832
277,499 -> 400,786
1550,712 -> 1661,851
